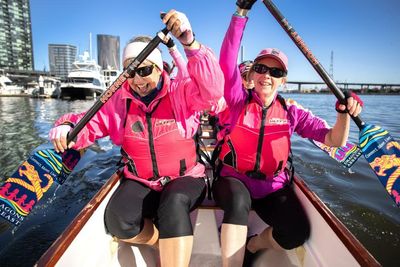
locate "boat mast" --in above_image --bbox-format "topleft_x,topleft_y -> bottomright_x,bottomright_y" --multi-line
89,32 -> 92,61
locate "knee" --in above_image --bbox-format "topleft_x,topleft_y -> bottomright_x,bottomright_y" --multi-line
158,192 -> 192,238
104,207 -> 142,239
274,221 -> 310,250
219,192 -> 251,225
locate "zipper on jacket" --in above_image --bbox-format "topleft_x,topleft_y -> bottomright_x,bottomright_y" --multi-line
254,107 -> 268,172
146,113 -> 160,178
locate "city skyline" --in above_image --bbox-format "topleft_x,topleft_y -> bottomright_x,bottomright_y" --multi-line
0,0 -> 34,70
30,0 -> 400,84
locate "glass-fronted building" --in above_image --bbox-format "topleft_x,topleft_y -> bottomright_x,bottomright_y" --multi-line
97,34 -> 120,71
0,0 -> 34,70
48,44 -> 77,79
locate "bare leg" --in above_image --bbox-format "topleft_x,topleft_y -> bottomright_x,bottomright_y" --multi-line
121,218 -> 159,246
247,227 -> 284,253
220,223 -> 248,267
159,235 -> 193,267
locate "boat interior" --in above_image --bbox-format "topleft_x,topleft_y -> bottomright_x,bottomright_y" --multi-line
36,116 -> 379,267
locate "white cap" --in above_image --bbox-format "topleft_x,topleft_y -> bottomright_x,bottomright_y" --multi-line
122,41 -> 163,72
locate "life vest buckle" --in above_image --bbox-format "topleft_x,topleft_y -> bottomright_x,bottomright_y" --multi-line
159,176 -> 171,186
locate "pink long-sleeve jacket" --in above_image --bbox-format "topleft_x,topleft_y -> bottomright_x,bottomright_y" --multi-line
218,15 -> 330,198
54,45 -> 224,189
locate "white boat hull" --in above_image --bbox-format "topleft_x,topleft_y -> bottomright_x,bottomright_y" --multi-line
36,173 -> 379,267
60,83 -> 105,100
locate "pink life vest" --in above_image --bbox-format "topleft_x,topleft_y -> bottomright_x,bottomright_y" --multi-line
219,95 -> 291,179
121,93 -> 198,186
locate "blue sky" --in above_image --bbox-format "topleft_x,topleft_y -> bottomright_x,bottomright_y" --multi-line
30,0 -> 400,84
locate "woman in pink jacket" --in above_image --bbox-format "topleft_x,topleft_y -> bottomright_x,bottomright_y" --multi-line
49,10 -> 223,267
214,1 -> 363,266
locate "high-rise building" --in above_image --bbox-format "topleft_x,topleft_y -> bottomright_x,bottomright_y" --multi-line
0,0 -> 34,70
48,44 -> 77,79
97,34 -> 120,70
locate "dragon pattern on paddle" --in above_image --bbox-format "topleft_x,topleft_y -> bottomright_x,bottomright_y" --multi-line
369,142 -> 400,202
0,149 -> 81,226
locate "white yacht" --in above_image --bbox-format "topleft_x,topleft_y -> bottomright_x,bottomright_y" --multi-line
102,67 -> 121,88
60,51 -> 106,100
0,72 -> 24,95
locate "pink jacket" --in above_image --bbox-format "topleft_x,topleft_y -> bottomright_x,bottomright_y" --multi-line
169,48 -> 189,79
218,15 -> 330,198
55,45 -> 224,184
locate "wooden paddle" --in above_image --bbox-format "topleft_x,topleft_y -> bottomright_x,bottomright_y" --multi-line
0,27 -> 170,229
262,0 -> 400,206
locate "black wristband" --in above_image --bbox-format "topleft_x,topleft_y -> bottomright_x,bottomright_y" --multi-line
181,33 -> 196,47
60,121 -> 75,128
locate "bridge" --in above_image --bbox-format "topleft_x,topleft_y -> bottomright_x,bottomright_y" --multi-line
285,81 -> 400,93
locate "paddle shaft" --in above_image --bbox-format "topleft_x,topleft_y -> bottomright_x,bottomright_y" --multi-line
67,28 -> 169,143
262,0 -> 364,129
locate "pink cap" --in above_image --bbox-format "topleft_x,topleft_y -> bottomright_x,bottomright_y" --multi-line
254,48 -> 288,72
238,60 -> 253,75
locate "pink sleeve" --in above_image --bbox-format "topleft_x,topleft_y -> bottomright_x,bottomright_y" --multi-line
170,44 -> 224,113
287,101 -> 331,143
54,110 -> 109,149
219,15 -> 248,107
169,48 -> 188,79
54,89 -> 127,149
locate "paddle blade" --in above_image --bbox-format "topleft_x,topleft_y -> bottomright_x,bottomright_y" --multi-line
309,139 -> 362,168
0,148 -> 82,227
359,124 -> 400,206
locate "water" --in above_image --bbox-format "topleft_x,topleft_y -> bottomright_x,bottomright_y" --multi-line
0,94 -> 399,266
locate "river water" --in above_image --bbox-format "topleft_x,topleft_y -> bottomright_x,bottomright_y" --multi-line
0,94 -> 399,266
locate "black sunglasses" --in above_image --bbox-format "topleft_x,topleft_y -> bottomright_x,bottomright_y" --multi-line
252,63 -> 287,78
127,64 -> 155,78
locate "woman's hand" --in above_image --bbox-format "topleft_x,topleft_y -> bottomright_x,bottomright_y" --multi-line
335,91 -> 363,117
48,124 -> 75,153
161,10 -> 195,46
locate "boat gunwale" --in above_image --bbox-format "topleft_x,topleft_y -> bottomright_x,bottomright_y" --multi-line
294,176 -> 381,266
36,172 -> 381,267
36,171 -> 121,267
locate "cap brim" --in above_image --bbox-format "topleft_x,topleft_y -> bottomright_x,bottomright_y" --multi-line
255,55 -> 288,72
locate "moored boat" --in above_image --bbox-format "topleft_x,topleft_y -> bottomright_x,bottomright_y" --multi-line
36,169 -> 380,267
0,73 -> 24,96
60,51 -> 106,100
102,68 -> 121,88
31,76 -> 61,98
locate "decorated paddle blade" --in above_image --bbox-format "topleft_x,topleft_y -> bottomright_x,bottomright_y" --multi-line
309,139 -> 362,168
0,26 -> 169,230
0,148 -> 81,227
359,124 -> 400,206
261,0 -> 400,206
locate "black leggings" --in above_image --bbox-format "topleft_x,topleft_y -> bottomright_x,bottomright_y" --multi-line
104,176 -> 206,239
212,176 -> 310,249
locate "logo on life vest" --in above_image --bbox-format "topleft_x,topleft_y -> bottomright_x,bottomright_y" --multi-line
269,118 -> 288,125
131,121 -> 144,133
155,119 -> 175,127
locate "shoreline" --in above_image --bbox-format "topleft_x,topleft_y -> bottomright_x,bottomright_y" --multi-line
281,91 -> 400,95
1,92 -> 399,98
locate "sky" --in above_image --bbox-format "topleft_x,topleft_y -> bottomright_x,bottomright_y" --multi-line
30,0 -> 400,84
